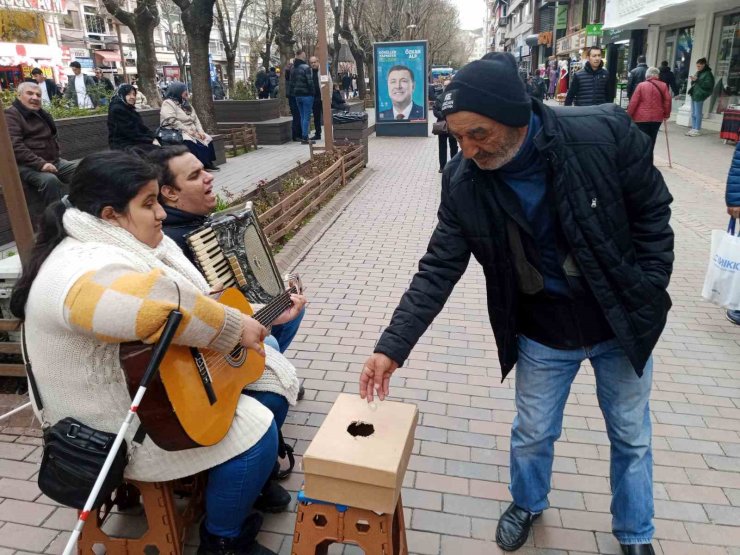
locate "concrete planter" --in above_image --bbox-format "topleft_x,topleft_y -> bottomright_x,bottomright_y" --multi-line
214,100 -> 280,123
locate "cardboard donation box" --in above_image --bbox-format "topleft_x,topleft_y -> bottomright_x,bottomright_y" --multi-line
302,393 -> 418,513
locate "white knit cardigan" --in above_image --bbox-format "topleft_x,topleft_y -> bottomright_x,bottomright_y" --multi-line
24,210 -> 279,482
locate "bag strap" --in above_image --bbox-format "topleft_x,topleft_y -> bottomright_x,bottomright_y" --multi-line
647,80 -> 667,109
21,325 -> 43,412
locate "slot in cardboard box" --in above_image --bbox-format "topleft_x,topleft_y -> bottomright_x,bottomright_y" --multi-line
302,393 -> 418,513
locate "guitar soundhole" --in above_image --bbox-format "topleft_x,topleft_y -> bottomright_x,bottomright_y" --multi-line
226,346 -> 247,367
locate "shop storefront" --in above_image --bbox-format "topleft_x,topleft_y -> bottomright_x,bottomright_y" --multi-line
658,24 -> 695,96
708,10 -> 740,116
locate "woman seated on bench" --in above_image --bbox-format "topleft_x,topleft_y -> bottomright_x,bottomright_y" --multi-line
107,84 -> 159,151
11,151 -> 285,555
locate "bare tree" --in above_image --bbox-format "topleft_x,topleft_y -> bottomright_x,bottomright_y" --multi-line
160,0 -> 189,83
101,0 -> 162,107
274,0 -> 303,106
214,0 -> 253,96
172,0 -> 217,132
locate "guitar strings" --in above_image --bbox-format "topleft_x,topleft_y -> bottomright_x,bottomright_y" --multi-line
197,287 -> 298,375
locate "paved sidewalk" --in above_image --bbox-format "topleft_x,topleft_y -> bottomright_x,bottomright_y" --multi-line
1,122 -> 740,554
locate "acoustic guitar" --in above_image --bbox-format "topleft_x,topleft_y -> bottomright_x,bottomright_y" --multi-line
120,274 -> 302,451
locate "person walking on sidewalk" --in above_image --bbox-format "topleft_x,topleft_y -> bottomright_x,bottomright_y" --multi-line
726,140 -> 740,325
432,79 -> 458,173
564,46 -> 612,107
627,55 -> 649,100
359,53 -> 673,555
627,67 -> 671,152
687,57 -> 715,137
659,61 -> 679,97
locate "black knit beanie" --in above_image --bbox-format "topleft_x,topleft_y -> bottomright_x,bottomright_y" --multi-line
441,53 -> 531,127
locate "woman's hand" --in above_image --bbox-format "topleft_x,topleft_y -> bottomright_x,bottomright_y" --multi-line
272,294 -> 307,325
359,353 -> 399,402
240,314 -> 267,356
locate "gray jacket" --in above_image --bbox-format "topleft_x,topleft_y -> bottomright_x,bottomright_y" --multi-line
64,74 -> 99,107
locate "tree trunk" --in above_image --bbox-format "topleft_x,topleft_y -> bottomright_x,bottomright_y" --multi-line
132,14 -> 161,107
177,0 -> 217,133
225,49 -> 237,96
261,37 -> 272,70
350,47 -> 365,98
274,7 -> 296,111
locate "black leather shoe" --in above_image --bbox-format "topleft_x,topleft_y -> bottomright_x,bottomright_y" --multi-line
621,544 -> 655,555
495,503 -> 541,552
253,480 -> 291,513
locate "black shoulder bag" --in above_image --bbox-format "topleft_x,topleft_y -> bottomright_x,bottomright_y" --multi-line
23,328 -> 128,510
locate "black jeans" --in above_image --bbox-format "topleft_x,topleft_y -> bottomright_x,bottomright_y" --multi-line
312,98 -> 322,138
636,121 -> 661,151
288,96 -> 301,140
438,133 -> 459,170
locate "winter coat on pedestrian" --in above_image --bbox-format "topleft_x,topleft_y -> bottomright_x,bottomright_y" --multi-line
689,65 -> 715,102
287,59 -> 314,97
627,63 -> 648,98
659,66 -> 679,96
107,87 -> 156,150
160,86 -> 205,143
268,70 -> 279,91
5,99 -> 60,170
255,71 -> 269,94
627,77 -> 671,123
564,61 -> 611,106
374,100 -> 673,378
527,76 -> 546,100
727,140 -> 740,208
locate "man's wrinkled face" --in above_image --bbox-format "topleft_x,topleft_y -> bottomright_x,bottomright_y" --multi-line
18,85 -> 42,111
588,49 -> 602,69
310,57 -> 319,70
388,69 -> 414,107
446,111 -> 528,171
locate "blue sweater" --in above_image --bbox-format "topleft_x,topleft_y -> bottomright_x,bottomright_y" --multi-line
728,140 -> 740,207
497,113 -> 570,296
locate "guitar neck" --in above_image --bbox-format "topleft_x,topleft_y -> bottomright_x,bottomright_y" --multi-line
253,287 -> 296,327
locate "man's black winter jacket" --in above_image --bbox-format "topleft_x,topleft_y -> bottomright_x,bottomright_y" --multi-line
565,62 -> 611,106
374,100 -> 674,378
288,59 -> 314,97
627,63 -> 648,98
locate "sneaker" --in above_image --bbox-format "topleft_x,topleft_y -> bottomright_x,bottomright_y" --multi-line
727,310 -> 740,325
253,480 -> 291,513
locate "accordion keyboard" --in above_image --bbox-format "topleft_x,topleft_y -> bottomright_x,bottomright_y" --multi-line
188,227 -> 238,290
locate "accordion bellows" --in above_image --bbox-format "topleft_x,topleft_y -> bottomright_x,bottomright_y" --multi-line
185,202 -> 284,304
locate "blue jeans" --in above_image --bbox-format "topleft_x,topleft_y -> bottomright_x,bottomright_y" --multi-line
246,390 -> 289,429
264,307 -> 305,354
691,100 -> 704,130
510,336 -> 654,544
205,421 -> 278,537
296,96 -> 314,139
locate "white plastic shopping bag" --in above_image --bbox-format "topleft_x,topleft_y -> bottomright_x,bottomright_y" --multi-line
702,218 -> 740,310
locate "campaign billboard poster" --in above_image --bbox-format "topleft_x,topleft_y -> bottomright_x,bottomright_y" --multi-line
374,40 -> 428,137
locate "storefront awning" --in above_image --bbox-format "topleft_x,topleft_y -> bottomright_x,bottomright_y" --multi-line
94,50 -> 121,63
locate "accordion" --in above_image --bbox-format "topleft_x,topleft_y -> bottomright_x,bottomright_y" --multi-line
185,202 -> 284,304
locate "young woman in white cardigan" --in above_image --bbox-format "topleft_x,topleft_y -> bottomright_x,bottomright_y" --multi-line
10,151 -> 289,555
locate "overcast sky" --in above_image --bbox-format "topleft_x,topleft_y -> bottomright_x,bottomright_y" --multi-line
453,0 -> 486,30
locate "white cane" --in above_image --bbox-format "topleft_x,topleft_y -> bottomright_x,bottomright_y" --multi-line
62,309 -> 183,555
0,401 -> 31,422
663,119 -> 672,168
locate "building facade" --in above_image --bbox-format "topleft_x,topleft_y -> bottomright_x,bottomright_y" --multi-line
605,0 -> 740,129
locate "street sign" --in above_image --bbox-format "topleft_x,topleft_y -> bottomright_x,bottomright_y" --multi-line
586,24 -> 603,37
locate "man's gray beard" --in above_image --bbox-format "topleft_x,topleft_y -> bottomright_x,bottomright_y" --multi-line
473,143 -> 521,171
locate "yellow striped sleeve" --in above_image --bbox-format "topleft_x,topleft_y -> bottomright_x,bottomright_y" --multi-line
63,266 -> 243,352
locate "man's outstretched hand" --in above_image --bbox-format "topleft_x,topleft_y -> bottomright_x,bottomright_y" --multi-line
360,353 -> 399,402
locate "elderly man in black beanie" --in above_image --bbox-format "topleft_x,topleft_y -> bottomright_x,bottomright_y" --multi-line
359,52 -> 673,555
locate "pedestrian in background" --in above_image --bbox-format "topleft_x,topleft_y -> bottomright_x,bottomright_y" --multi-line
30,68 -> 60,106
285,62 -> 301,142
432,79 -> 458,173
64,61 -> 97,108
726,140 -> 740,325
527,72 -> 546,101
565,46 -> 612,106
659,61 -> 679,96
627,55 -> 649,99
687,57 -> 715,137
267,67 -> 279,98
309,56 -> 322,141
287,50 -> 315,144
626,67 -> 671,152
107,84 -> 157,151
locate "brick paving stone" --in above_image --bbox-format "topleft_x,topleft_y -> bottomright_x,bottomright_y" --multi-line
3,123 -> 740,554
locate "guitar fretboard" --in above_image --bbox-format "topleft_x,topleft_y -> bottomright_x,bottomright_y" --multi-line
253,286 -> 298,327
